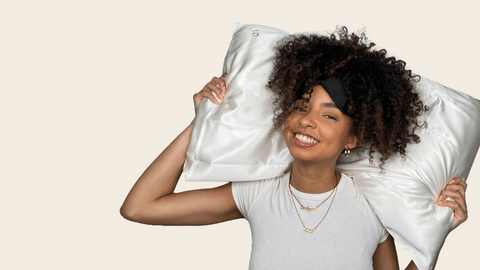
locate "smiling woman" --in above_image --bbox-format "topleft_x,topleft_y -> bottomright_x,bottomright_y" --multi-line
120,26 -> 468,270
284,86 -> 357,171
267,28 -> 427,167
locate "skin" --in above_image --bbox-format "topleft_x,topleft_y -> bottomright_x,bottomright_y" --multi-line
284,85 -> 357,194
120,75 -> 467,269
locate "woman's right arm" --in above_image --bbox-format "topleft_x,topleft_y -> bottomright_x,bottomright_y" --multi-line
120,74 -> 242,225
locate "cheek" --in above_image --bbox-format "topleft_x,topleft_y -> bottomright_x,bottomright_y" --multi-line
285,112 -> 297,126
283,123 -> 291,138
283,115 -> 296,132
283,116 -> 297,139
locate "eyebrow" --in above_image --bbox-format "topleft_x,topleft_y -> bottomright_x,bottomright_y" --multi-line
320,102 -> 340,109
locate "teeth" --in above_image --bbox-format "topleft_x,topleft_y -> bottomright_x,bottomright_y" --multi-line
295,133 -> 319,144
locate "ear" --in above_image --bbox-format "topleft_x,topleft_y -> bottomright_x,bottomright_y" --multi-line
344,134 -> 357,150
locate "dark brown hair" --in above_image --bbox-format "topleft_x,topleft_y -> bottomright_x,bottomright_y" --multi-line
267,27 -> 428,165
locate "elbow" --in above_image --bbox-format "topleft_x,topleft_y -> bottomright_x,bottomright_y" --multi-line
120,197 -> 172,225
120,203 -> 141,222
120,203 -> 161,225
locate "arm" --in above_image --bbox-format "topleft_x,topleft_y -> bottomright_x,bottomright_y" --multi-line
120,75 -> 242,225
373,235 -> 400,270
372,236 -> 422,270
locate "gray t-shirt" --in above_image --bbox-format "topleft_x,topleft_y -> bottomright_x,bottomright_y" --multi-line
232,172 -> 388,270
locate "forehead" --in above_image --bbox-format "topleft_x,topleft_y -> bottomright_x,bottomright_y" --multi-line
301,85 -> 337,106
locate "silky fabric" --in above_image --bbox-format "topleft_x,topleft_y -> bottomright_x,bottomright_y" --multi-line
184,23 -> 292,181
183,23 -> 480,270
336,76 -> 480,269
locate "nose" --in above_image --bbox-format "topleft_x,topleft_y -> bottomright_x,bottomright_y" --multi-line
298,110 -> 317,129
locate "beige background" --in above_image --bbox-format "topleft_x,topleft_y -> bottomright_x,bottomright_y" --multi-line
1,0 -> 478,269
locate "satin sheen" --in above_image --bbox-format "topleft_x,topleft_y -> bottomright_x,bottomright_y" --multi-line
183,23 -> 480,270
184,23 -> 292,181
336,76 -> 480,269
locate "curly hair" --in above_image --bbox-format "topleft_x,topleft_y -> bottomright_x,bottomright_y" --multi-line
266,26 -> 428,165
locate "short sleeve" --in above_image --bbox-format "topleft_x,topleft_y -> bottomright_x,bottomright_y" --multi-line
374,213 -> 389,244
231,178 -> 274,219
379,227 -> 389,243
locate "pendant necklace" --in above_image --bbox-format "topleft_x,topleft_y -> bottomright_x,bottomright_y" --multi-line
289,174 -> 339,234
289,181 -> 336,211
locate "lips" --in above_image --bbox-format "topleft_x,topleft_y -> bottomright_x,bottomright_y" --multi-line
294,133 -> 319,147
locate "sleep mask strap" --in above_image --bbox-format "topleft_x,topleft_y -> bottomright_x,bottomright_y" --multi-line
319,77 -> 348,114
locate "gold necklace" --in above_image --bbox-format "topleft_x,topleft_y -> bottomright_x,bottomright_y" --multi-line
289,183 -> 335,212
289,172 -> 339,211
289,177 -> 339,234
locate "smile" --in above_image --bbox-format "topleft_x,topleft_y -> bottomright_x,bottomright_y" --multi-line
294,133 -> 319,147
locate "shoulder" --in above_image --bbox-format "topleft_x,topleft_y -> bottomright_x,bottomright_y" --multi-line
336,174 -> 364,201
338,173 -> 389,243
232,171 -> 289,193
339,174 -> 372,204
231,171 -> 290,218
338,173 -> 377,214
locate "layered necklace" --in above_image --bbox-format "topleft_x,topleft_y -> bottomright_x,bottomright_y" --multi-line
288,173 -> 339,234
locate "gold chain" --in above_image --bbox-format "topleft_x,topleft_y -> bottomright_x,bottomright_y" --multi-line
289,182 -> 336,212
289,176 -> 339,234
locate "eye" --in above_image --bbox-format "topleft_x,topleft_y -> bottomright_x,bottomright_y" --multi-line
325,115 -> 337,120
293,106 -> 306,112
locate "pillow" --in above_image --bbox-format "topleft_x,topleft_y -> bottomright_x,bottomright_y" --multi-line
184,23 -> 292,181
335,76 -> 480,269
183,22 -> 480,270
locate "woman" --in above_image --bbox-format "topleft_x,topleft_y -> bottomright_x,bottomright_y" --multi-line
120,28 -> 467,269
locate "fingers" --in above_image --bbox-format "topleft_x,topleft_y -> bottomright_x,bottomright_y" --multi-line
435,177 -> 468,231
445,178 -> 467,196
439,200 -> 467,220
204,74 -> 228,101
436,189 -> 466,213
441,199 -> 468,232
211,74 -> 228,96
436,178 -> 467,207
438,178 -> 467,203
193,89 -> 220,106
193,74 -> 228,113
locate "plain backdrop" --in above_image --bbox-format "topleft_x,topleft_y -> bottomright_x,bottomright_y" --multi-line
1,0 -> 478,269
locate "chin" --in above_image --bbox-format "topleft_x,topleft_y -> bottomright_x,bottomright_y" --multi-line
287,143 -> 340,165
287,143 -> 318,161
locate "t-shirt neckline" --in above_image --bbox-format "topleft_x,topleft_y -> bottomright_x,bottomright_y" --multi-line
286,171 -> 348,201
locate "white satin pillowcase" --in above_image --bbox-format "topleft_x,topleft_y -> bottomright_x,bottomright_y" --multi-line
184,23 -> 480,270
184,23 -> 292,182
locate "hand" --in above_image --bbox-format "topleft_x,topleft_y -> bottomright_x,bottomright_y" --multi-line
193,73 -> 228,114
435,177 -> 467,231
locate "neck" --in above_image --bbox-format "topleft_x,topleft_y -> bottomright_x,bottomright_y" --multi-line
290,158 -> 339,194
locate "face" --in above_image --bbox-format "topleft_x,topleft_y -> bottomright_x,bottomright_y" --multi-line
283,85 -> 357,164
